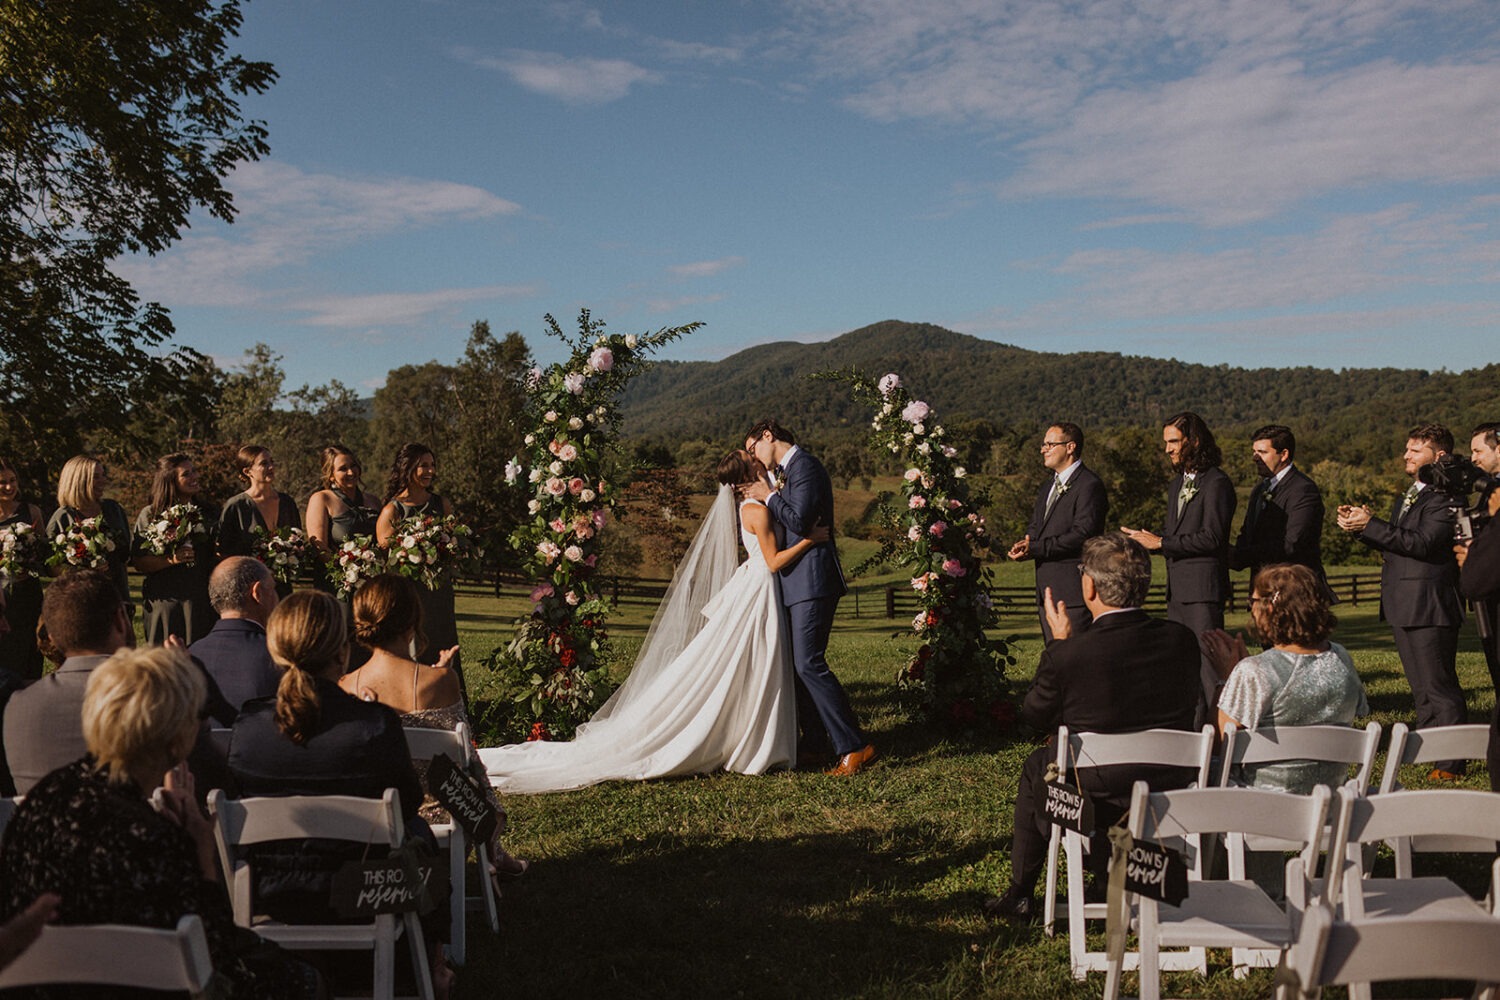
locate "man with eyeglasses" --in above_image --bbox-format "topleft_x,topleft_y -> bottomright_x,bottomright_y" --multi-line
1008,423 -> 1108,643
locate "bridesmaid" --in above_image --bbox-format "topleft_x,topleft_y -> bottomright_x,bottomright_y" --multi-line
46,455 -> 133,614
0,458 -> 45,679
376,443 -> 462,687
218,445 -> 301,595
306,444 -> 380,669
131,453 -> 216,645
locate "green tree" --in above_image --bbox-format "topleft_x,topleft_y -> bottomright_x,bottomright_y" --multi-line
1,0 -> 275,472
367,361 -> 457,482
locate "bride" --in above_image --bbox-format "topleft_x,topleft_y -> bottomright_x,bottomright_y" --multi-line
479,450 -> 829,792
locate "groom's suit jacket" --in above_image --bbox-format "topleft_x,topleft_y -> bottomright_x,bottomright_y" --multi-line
767,447 -> 846,606
1160,466 -> 1235,606
1023,462 -> 1107,611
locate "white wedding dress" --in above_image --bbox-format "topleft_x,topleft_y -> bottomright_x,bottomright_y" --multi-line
478,488 -> 796,792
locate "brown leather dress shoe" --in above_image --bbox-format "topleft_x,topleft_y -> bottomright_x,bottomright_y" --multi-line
825,743 -> 878,776
1427,768 -> 1463,782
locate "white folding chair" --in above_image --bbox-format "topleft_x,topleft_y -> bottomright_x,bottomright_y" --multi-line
1325,785 -> 1500,933
1041,725 -> 1215,980
402,723 -> 501,964
1377,723 -> 1493,877
1274,900 -> 1500,1000
1104,780 -> 1332,1000
207,788 -> 435,1000
207,726 -> 234,756
1218,721 -> 1382,793
0,914 -> 214,996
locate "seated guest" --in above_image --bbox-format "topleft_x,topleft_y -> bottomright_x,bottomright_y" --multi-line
2,569 -> 131,794
0,646 -> 319,997
342,574 -> 528,881
227,590 -> 452,999
1201,563 -> 1368,793
191,556 -> 281,712
985,533 -> 1202,922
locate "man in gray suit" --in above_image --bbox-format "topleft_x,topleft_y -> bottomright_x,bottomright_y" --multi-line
2,569 -> 131,794
1339,423 -> 1466,777
1008,422 -> 1108,643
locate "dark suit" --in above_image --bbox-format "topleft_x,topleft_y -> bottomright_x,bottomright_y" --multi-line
1459,515 -> 1500,789
1,654 -> 108,795
1160,466 -> 1236,705
1359,484 -> 1466,769
1231,465 -> 1332,597
1007,609 -> 1201,893
1023,463 -> 1108,642
190,617 -> 280,713
766,445 -> 863,757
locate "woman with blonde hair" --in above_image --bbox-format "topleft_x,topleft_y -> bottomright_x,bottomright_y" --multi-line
46,454 -> 133,611
342,574 -> 528,879
227,590 -> 452,997
0,645 -> 319,997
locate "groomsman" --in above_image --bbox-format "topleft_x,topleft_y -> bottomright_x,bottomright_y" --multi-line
1122,411 -> 1236,711
1007,422 -> 1108,643
1338,423 -> 1466,778
1230,424 -> 1333,599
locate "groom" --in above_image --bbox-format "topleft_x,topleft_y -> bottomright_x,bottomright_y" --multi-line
743,419 -> 877,776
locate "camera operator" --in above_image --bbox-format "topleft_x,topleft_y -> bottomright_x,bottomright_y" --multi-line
1452,422 -> 1500,790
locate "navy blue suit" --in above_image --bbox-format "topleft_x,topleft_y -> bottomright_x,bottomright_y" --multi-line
190,617 -> 280,713
766,446 -> 864,757
1022,463 -> 1108,642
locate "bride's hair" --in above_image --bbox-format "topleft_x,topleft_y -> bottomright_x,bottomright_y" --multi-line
716,449 -> 759,486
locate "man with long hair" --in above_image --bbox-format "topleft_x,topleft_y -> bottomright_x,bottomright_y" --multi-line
1122,411 -> 1236,714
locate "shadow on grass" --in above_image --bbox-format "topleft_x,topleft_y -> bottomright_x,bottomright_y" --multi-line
485,827 -> 995,999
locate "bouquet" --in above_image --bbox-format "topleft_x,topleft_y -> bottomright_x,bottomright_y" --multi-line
253,526 -> 311,586
0,523 -> 45,585
47,516 -> 118,571
385,514 -> 483,590
139,503 -> 208,559
328,533 -> 384,601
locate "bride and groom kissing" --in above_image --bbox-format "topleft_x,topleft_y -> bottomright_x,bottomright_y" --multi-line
479,419 -> 877,793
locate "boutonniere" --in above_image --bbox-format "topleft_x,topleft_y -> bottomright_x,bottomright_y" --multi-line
773,465 -> 787,491
1178,480 -> 1199,505
1056,481 -> 1071,496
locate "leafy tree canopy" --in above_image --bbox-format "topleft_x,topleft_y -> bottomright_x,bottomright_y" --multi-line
0,0 -> 275,464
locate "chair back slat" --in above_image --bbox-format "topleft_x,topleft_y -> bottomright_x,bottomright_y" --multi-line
1287,903 -> 1500,994
0,915 -> 213,995
1059,725 -> 1215,788
402,726 -> 466,762
207,788 -> 404,848
1130,782 -> 1332,873
1218,722 -> 1381,788
1378,722 -> 1491,793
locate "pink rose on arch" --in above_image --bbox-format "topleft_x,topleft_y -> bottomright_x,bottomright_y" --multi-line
563,545 -> 584,563
545,477 -> 567,496
592,509 -> 608,529
548,439 -> 562,455
903,468 -> 921,482
564,372 -> 586,394
565,590 -> 581,606
525,367 -> 543,388
529,583 -> 554,602
558,444 -> 578,462
901,400 -> 930,423
911,574 -> 929,592
588,346 -> 614,372
908,495 -> 927,509
948,499 -> 962,510
585,553 -> 598,567
929,522 -> 947,538
907,525 -> 921,542
549,518 -> 567,533
942,558 -> 966,577
878,373 -> 902,395
537,541 -> 561,562
568,477 -> 585,495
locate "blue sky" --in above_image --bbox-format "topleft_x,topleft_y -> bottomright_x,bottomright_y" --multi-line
120,0 -> 1500,392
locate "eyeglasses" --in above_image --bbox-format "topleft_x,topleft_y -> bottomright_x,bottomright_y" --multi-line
1040,440 -> 1070,450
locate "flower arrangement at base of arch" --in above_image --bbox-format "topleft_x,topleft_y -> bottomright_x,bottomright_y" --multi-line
819,369 -> 1015,732
480,310 -> 700,744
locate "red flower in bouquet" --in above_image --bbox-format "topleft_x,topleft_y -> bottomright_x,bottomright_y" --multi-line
526,721 -> 551,742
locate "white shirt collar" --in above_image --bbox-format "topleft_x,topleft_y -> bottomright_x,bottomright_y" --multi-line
1267,464 -> 1294,489
1054,460 -> 1080,485
779,444 -> 801,469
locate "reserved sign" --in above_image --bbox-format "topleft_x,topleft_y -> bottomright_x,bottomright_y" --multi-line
1037,779 -> 1095,836
428,752 -> 498,845
330,850 -> 448,918
1120,840 -> 1188,906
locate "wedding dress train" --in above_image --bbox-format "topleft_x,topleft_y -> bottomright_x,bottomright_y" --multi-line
478,488 -> 796,792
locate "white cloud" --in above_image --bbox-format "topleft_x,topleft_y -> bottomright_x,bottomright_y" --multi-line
644,292 -> 726,314
668,256 -> 746,278
458,48 -> 659,103
119,162 -> 521,308
292,285 -> 540,328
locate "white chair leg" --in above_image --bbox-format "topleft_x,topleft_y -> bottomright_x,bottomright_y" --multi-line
1043,825 -> 1060,936
446,833 -> 466,965
405,911 -> 436,1000
1139,899 -> 1161,1000
373,928 -> 396,1000
478,843 -> 500,933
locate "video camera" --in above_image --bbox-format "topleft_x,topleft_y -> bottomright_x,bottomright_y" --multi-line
1419,453 -> 1498,543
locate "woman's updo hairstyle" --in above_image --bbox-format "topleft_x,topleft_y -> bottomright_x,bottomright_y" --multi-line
352,573 -> 425,652
1251,563 -> 1338,649
266,591 -> 348,744
716,449 -> 758,487
236,444 -> 270,485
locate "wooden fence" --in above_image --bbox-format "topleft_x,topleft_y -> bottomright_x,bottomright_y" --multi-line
484,571 -> 1385,622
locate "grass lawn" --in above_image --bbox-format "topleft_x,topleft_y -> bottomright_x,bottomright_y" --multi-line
446,582 -> 1493,999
